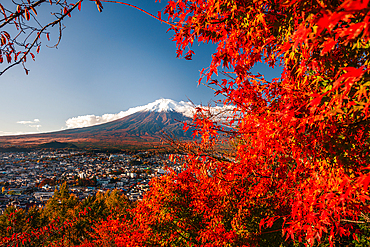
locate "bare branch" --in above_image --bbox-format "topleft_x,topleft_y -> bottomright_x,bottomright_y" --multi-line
97,0 -> 182,28
0,0 -> 83,76
46,21 -> 63,48
340,219 -> 367,224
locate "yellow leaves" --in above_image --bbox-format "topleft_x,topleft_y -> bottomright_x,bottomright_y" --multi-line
352,39 -> 370,50
312,25 -> 318,35
287,50 -> 295,61
214,0 -> 220,13
256,13 -> 266,29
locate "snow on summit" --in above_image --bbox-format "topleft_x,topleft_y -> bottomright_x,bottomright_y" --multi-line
140,99 -> 194,116
65,99 -> 195,129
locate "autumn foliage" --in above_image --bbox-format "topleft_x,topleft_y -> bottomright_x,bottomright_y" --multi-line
0,184 -> 131,246
81,0 -> 370,246
1,0 -> 370,246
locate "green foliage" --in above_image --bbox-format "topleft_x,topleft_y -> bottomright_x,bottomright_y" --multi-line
0,206 -> 27,238
353,221 -> 370,246
0,183 -> 131,246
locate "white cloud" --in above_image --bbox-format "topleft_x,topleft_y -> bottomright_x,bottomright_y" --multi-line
0,130 -> 44,136
17,120 -> 33,124
29,124 -> 41,131
17,119 -> 40,125
0,131 -> 15,135
65,112 -> 134,129
16,119 -> 42,131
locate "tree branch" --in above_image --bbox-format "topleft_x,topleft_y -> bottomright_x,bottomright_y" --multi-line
0,0 -> 83,76
0,0 -> 47,29
97,0 -> 182,28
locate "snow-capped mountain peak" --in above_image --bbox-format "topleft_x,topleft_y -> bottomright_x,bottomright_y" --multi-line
65,99 -> 195,129
65,98 -> 235,129
140,99 -> 194,115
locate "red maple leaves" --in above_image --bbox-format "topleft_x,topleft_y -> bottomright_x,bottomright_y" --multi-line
131,0 -> 370,245
84,1 -> 370,245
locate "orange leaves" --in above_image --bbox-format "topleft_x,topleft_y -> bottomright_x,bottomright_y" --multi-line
0,3 -> 5,18
63,6 -> 71,17
16,5 -> 22,14
169,154 -> 175,162
191,108 -> 220,143
30,5 -> 37,16
0,35 -> 6,47
2,31 -> 10,41
24,8 -> 31,20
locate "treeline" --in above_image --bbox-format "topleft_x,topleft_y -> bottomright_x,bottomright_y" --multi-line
1,177 -> 369,247
37,177 -> 97,188
0,183 -> 131,246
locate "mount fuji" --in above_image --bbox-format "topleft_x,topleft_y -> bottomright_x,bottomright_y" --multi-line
65,99 -> 195,129
0,99 -> 196,149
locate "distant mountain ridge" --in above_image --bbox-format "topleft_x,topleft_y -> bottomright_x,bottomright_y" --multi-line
0,99 -> 194,149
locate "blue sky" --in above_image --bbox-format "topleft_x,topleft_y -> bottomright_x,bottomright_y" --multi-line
0,1 -> 281,135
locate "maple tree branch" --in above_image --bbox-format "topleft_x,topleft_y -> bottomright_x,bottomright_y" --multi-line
0,0 -> 47,29
46,20 -> 63,48
340,219 -> 367,224
200,81 -> 227,97
339,212 -> 370,224
360,212 -> 370,222
162,132 -> 235,163
0,0 -> 83,76
97,0 -> 181,28
260,228 -> 283,234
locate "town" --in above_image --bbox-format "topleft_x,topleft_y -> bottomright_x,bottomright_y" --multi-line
0,150 -> 180,213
